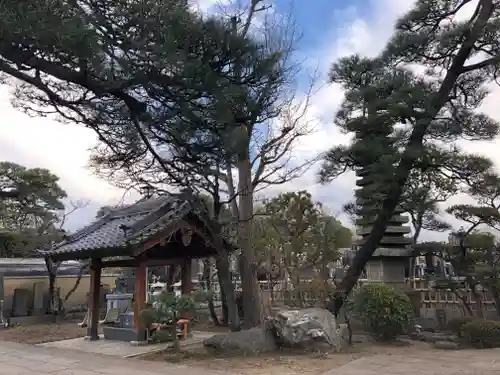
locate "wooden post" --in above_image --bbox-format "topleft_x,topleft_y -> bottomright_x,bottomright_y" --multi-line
181,259 -> 192,295
87,258 -> 102,341
133,262 -> 147,342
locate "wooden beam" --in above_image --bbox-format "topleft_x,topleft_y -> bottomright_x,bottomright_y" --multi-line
133,220 -> 189,256
101,257 -> 186,268
87,258 -> 102,341
181,259 -> 193,295
133,262 -> 147,342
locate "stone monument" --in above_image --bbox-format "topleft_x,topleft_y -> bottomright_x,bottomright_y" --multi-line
115,268 -> 136,294
106,269 -> 135,313
354,136 -> 412,287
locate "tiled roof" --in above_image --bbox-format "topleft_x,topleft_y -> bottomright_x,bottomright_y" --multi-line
43,195 -> 203,259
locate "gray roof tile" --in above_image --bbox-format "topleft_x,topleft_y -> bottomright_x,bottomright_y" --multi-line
44,195 -> 198,258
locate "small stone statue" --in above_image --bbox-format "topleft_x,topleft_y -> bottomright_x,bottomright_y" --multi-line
114,269 -> 136,294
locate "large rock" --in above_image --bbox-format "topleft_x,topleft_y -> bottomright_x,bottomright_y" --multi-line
411,331 -> 457,343
434,340 -> 460,350
414,317 -> 440,332
203,327 -> 278,355
267,307 -> 343,351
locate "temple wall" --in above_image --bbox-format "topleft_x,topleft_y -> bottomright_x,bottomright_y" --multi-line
1,275 -> 118,316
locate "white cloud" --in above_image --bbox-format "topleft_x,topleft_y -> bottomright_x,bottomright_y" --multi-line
0,86 -> 129,224
292,0 -> 500,241
1,0 -> 500,240
277,0 -> 417,227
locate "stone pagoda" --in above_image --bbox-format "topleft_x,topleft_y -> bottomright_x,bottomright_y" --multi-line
354,165 -> 412,287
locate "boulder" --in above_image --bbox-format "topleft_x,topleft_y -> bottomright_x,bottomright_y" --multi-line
411,331 -> 457,343
414,317 -> 440,332
203,326 -> 277,355
267,307 -> 343,351
434,340 -> 460,350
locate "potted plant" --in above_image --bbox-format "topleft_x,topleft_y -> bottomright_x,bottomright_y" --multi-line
147,291 -> 195,350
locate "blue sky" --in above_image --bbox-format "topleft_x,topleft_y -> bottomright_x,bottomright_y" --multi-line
276,0 -> 367,50
1,0 -> 499,241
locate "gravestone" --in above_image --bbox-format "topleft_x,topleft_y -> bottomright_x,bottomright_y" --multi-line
12,288 -> 31,317
32,282 -> 45,315
0,276 -> 4,318
436,309 -> 447,329
0,276 -> 4,302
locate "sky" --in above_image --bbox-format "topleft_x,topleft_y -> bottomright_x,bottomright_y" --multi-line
1,0 -> 499,240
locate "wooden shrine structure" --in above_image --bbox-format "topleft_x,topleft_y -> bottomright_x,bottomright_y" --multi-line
41,194 -> 234,342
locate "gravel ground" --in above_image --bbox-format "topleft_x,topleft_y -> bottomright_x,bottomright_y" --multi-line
0,319 -> 90,344
140,338 -> 434,375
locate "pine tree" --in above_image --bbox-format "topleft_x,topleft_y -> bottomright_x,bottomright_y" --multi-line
320,0 -> 500,315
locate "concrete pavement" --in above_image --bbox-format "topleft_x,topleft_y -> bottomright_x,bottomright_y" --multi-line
325,347 -> 500,375
2,338 -> 500,375
0,340 -> 224,375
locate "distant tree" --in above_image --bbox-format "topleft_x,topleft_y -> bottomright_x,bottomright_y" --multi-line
258,191 -> 349,301
444,173 -> 500,318
0,161 -> 68,256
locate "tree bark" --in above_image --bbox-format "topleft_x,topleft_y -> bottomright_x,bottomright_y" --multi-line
215,250 -> 240,331
216,259 -> 229,325
455,291 -> 473,316
202,259 -> 220,326
59,264 -> 88,313
237,158 -> 262,328
472,287 -> 484,318
44,257 -> 59,315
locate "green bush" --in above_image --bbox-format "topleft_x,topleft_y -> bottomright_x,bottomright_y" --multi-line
354,283 -> 414,341
461,320 -> 500,348
448,316 -> 476,336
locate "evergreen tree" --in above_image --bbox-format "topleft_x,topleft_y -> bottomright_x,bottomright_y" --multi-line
319,0 -> 500,315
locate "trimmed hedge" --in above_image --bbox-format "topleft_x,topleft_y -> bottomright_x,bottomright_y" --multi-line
448,316 -> 476,336
461,320 -> 500,348
354,283 -> 414,341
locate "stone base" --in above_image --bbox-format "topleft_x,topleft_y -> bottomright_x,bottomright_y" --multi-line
84,335 -> 100,341
102,326 -> 146,342
363,257 -> 409,287
130,340 -> 148,346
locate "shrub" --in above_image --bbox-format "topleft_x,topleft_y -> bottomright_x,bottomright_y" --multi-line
461,320 -> 500,348
354,283 -> 414,341
448,316 -> 476,336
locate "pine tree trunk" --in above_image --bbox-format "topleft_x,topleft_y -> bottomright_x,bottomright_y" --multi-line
203,259 -> 220,326
44,257 -> 59,315
237,158 -> 262,328
215,252 -> 240,331
216,261 -> 228,325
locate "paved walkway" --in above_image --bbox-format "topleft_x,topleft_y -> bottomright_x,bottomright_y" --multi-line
325,348 -> 500,375
0,340 -> 223,375
2,339 -> 500,375
38,331 -> 214,358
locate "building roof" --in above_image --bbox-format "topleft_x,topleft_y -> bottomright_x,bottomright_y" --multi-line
41,194 -> 230,261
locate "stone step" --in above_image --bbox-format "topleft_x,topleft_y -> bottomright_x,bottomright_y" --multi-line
357,226 -> 411,235
357,236 -> 412,246
356,215 -> 409,225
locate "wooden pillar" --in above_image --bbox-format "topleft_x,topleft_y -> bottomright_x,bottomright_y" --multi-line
181,259 -> 192,295
87,258 -> 102,341
133,263 -> 147,341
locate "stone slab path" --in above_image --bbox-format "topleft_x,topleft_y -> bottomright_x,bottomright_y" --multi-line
2,339 -> 500,375
325,348 -> 500,375
0,340 -> 224,375
38,331 -> 214,358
